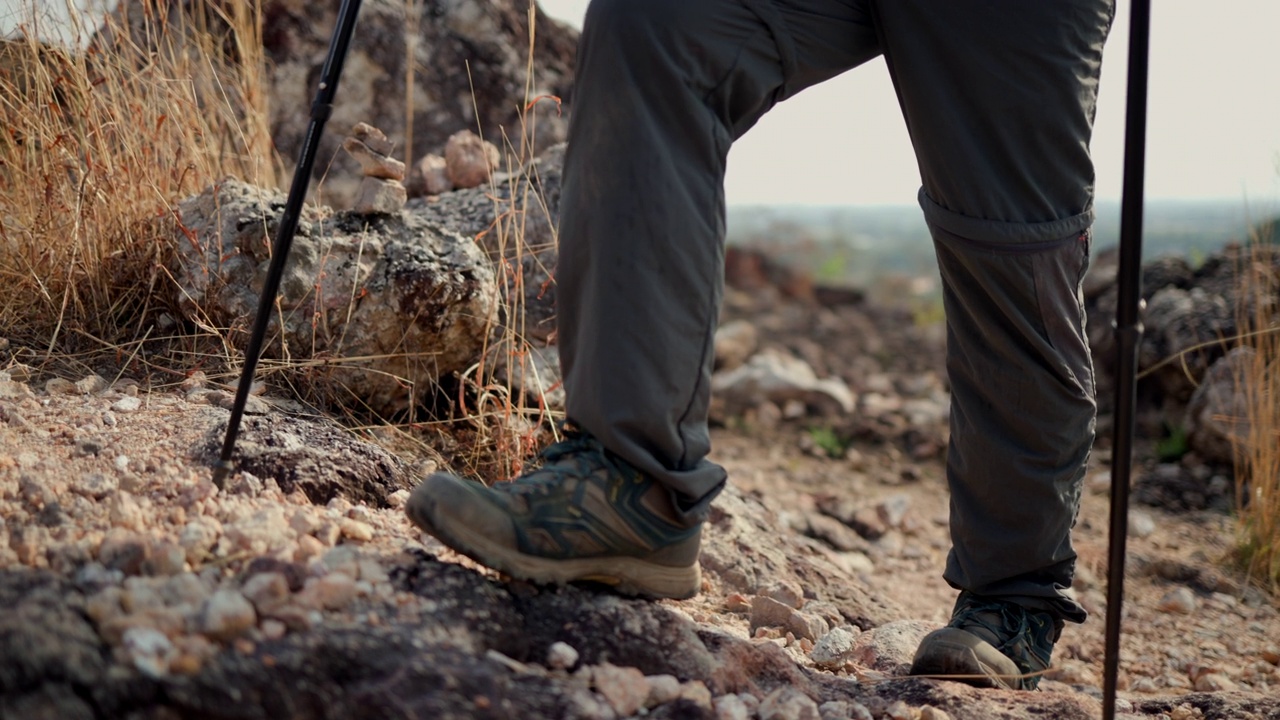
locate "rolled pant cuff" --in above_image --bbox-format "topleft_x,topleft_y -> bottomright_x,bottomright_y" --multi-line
919,188 -> 1094,246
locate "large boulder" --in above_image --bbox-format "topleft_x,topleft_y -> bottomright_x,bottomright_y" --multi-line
174,180 -> 497,415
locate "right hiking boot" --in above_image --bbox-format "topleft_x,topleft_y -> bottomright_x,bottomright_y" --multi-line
405,424 -> 702,600
909,591 -> 1063,690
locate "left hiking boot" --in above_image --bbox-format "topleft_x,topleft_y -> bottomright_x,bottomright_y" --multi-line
909,591 -> 1063,690
405,425 -> 703,600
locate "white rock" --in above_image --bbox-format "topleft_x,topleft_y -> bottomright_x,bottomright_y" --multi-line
123,626 -> 176,678
812,626 -> 860,668
353,177 -> 407,215
919,706 -> 952,720
759,686 -> 820,720
547,641 -> 579,670
313,572 -> 358,610
644,674 -> 681,707
1128,509 -> 1157,538
885,700 -> 920,720
714,694 -> 751,720
592,663 -> 649,717
199,589 -> 257,640
111,396 -> 143,413
339,518 -> 374,542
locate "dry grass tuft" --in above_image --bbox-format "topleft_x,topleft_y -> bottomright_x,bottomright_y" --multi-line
0,0 -> 275,367
1233,218 -> 1280,591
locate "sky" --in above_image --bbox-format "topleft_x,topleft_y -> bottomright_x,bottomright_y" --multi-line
536,0 -> 1280,209
6,0 -> 1277,210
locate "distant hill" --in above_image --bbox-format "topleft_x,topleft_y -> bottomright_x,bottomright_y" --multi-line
727,199 -> 1269,290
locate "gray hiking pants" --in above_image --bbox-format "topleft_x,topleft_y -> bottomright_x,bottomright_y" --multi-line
556,0 -> 1114,623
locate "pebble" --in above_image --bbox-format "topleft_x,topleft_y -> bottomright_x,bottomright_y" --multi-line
819,700 -> 874,720
200,589 -> 257,641
876,494 -> 911,528
242,572 -> 291,614
645,674 -> 681,707
751,595 -> 798,633
144,542 -> 187,576
758,686 -> 820,720
919,707 -> 951,720
261,618 -> 287,640
312,571 -> 357,610
812,626 -> 860,668
99,531 -> 150,575
677,681 -> 712,708
546,641 -> 579,670
760,579 -> 805,609
101,410 -> 117,426
1128,509 -> 1157,538
1158,586 -> 1198,614
123,626 -> 176,678
76,374 -> 108,395
788,611 -> 830,642
849,619 -> 935,674
339,518 -> 374,542
111,396 -> 142,413
714,694 -> 751,720
592,663 -> 649,717
1193,673 -> 1237,692
885,701 -> 920,720
46,378 -> 78,395
386,489 -> 411,508
179,518 -> 222,565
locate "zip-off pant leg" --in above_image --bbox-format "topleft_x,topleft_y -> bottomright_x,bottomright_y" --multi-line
874,0 -> 1115,622
557,0 -> 880,524
558,0 -> 1112,623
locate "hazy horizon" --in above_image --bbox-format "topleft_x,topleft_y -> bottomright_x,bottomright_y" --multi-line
5,0 -> 1277,212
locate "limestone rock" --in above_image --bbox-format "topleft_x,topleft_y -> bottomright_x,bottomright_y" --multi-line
444,130 -> 501,189
174,179 -> 497,416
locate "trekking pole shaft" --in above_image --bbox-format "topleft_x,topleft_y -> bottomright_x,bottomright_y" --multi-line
1103,0 -> 1152,716
211,0 -> 365,488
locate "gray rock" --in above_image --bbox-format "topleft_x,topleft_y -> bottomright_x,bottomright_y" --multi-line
1185,346 -> 1254,466
849,619 -> 935,675
174,180 -> 497,416
712,348 -> 855,419
759,686 -> 820,720
811,626 -> 861,668
714,319 -> 759,372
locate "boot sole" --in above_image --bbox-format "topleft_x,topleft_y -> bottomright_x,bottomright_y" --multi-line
909,628 -> 1022,690
406,482 -> 702,601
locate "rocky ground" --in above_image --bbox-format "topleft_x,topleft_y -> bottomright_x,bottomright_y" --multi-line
2,279 -> 1278,720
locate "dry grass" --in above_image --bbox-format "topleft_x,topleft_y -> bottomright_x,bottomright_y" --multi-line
0,0 -> 276,367
1233,220 -> 1280,591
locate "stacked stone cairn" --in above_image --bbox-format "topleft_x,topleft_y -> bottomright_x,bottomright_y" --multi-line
342,122 -> 407,214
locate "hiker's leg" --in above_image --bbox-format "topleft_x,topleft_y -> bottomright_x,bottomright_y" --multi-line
876,0 -> 1115,622
557,0 -> 881,523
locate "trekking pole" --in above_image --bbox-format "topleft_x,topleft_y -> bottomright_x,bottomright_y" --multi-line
1103,0 -> 1152,717
211,0 -> 365,489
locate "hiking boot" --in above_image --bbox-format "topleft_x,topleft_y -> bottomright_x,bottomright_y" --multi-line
405,425 -> 702,600
909,591 -> 1063,690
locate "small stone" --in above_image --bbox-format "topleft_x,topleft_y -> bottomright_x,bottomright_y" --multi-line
885,700 -> 920,720
677,681 -> 712,708
111,396 -> 143,413
1262,648 -> 1280,666
849,619 -> 935,675
353,177 -> 407,214
76,374 -> 108,394
444,130 -> 500,189
46,377 -> 78,395
350,121 -> 395,156
759,686 -> 820,720
876,494 -> 912,529
1193,673 -> 1237,692
725,593 -> 752,613
714,694 -> 751,720
919,707 -> 952,720
123,626 -> 176,678
812,626 -> 860,668
339,518 -> 374,542
644,674 -> 681,707
315,522 -> 342,547
144,542 -> 187,576
751,595 -> 798,633
547,641 -> 579,670
101,410 -> 117,426
199,589 -> 257,641
0,379 -> 33,399
342,136 -> 406,180
294,534 -> 326,563
242,572 -> 291,614
787,611 -> 829,642
760,579 -> 805,609
386,489 -> 411,509
592,663 -> 650,717
99,531 -> 150,575
1128,509 -> 1157,538
820,700 -> 875,720
179,518 -> 222,565
312,572 -> 357,610
1158,586 -> 1198,614
85,586 -> 126,624
408,153 -> 451,197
